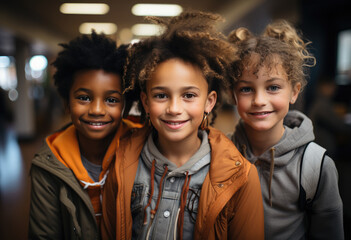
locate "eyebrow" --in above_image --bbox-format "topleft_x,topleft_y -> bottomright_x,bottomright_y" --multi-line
150,86 -> 200,91
74,88 -> 123,95
238,77 -> 285,84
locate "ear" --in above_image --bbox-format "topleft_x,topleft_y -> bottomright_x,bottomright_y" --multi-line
140,91 -> 150,114
205,91 -> 217,113
290,82 -> 301,104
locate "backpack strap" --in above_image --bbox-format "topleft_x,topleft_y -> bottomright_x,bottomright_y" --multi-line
298,142 -> 326,211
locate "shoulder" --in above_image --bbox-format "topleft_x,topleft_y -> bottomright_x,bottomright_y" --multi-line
31,143 -> 66,170
207,127 -> 252,183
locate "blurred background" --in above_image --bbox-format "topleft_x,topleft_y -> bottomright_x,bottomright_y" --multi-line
1,0 -> 351,239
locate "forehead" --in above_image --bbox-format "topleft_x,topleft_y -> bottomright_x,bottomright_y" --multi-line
242,53 -> 287,78
147,58 -> 208,90
71,69 -> 122,90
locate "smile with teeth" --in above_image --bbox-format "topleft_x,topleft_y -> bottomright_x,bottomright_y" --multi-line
163,120 -> 187,125
250,111 -> 272,115
162,120 -> 188,129
83,120 -> 109,126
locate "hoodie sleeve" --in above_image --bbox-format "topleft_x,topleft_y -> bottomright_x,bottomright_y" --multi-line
308,156 -> 344,239
101,162 -> 117,240
228,164 -> 265,239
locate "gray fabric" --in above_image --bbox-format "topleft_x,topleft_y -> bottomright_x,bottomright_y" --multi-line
29,143 -> 99,240
81,155 -> 102,182
131,130 -> 210,240
231,110 -> 344,240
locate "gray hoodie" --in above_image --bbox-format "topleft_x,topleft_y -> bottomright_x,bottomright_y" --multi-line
231,110 -> 344,240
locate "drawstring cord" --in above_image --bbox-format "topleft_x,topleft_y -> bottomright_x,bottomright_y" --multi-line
150,164 -> 169,218
143,160 -> 191,240
143,159 -> 168,224
268,147 -> 275,207
241,144 -> 247,159
80,170 -> 109,189
177,171 -> 191,240
241,144 -> 276,207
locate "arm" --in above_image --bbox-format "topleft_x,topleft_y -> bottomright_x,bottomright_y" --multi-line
101,163 -> 117,240
308,156 -> 344,240
228,165 -> 264,239
28,165 -> 63,240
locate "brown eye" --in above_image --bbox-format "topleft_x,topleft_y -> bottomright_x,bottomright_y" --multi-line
184,93 -> 196,99
106,97 -> 120,103
77,95 -> 90,101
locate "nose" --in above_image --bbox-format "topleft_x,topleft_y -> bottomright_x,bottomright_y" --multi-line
252,90 -> 267,107
88,99 -> 105,116
166,97 -> 182,115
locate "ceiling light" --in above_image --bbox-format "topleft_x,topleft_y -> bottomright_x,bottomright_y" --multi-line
60,3 -> 110,15
131,24 -> 164,36
79,23 -> 117,35
29,55 -> 48,71
131,4 -> 182,16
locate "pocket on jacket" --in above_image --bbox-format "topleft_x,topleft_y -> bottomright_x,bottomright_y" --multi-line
131,183 -> 147,238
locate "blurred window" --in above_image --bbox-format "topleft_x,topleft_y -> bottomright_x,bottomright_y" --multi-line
0,56 -> 17,91
336,29 -> 351,85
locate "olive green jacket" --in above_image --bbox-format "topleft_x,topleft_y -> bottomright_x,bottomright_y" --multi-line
28,143 -> 100,240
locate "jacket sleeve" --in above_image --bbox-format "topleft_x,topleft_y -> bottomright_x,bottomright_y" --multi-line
28,165 -> 64,239
228,164 -> 264,239
101,163 -> 117,240
308,156 -> 344,239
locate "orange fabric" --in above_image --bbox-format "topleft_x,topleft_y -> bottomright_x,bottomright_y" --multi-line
46,119 -> 142,225
101,126 -> 264,240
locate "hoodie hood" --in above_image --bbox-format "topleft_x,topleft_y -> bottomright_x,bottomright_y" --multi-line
46,118 -> 140,188
233,110 -> 315,167
140,129 -> 211,176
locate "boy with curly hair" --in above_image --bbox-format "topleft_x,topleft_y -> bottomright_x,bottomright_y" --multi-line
29,31 -> 140,239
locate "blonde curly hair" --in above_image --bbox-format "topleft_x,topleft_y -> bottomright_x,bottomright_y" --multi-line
228,20 -> 316,90
124,10 -> 238,124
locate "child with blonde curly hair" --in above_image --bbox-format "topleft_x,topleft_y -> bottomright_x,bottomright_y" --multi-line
101,11 -> 264,240
228,20 -> 344,239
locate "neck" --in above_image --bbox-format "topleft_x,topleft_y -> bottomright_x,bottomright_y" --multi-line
77,134 -> 114,165
244,123 -> 284,156
156,133 -> 202,168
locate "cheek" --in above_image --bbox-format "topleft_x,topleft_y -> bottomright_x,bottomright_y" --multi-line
109,106 -> 124,119
69,103 -> 84,117
271,95 -> 290,110
148,102 -> 163,117
235,96 -> 250,113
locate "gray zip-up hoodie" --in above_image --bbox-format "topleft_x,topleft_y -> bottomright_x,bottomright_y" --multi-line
231,110 -> 344,240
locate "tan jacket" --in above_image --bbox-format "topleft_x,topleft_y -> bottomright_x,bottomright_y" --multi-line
101,127 -> 264,240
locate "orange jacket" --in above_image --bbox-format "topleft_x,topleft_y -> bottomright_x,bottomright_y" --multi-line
101,126 -> 264,240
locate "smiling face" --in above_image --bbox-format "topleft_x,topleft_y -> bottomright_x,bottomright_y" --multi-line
68,69 -> 124,144
233,54 -> 301,136
141,58 -> 216,147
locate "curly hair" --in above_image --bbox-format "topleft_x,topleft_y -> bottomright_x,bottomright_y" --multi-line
228,20 -> 316,90
52,31 -> 130,104
124,10 -> 238,124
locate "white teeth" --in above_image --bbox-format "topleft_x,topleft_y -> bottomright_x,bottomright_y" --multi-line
89,122 -> 104,126
169,122 -> 180,125
253,112 -> 269,115
165,121 -> 182,125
